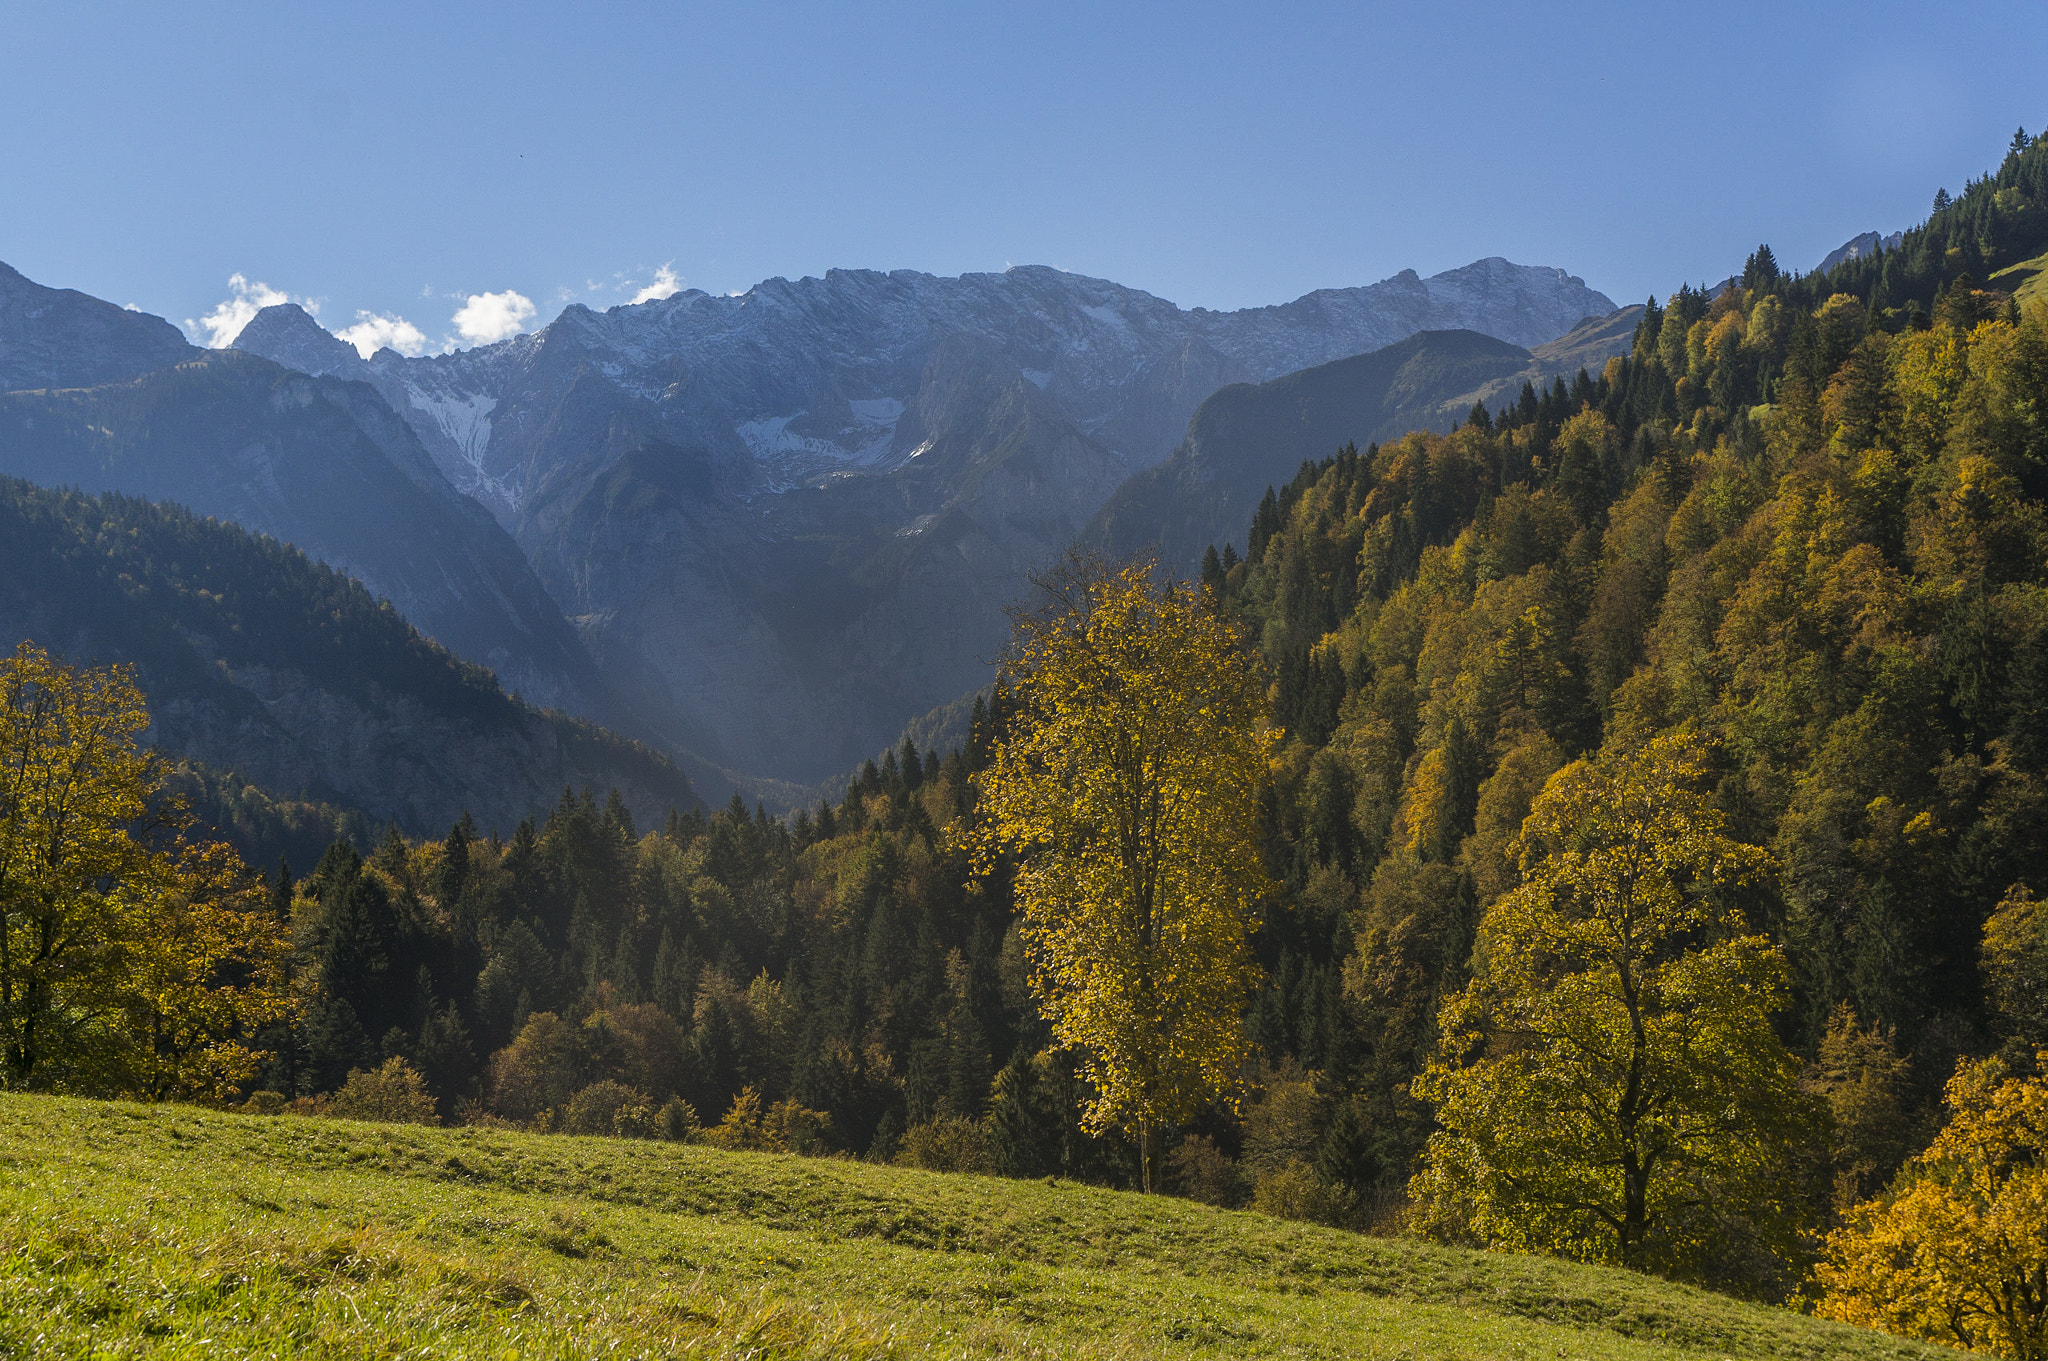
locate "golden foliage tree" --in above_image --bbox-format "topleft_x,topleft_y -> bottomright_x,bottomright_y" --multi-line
973,554 -> 1274,1190
1412,733 -> 1811,1286
0,642 -> 289,1094
1818,1054 -> 2048,1359
120,838 -> 292,1101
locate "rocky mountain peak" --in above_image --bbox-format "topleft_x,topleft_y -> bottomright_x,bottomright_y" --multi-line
1817,231 -> 1905,276
0,259 -> 195,392
224,255 -> 1625,781
232,303 -> 366,379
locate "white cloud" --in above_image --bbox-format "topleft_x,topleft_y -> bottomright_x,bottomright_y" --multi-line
630,264 -> 683,305
185,273 -> 310,348
335,311 -> 429,359
450,289 -> 536,346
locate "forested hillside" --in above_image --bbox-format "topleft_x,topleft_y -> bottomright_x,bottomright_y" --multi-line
1209,128 -> 2048,1261
0,477 -> 694,841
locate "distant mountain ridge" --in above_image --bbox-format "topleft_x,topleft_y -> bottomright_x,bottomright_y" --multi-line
236,260 -> 1615,520
1090,309 -> 1643,572
1817,231 -> 1905,275
0,261 -> 196,391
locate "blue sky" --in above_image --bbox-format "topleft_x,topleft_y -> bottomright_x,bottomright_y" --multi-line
4,1 -> 2045,353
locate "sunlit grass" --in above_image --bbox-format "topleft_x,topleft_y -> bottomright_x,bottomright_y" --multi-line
0,1094 -> 1944,1358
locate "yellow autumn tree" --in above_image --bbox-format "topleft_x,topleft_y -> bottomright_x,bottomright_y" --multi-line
0,642 -> 290,1095
1818,1053 -> 2048,1359
119,837 -> 293,1101
973,553 -> 1274,1191
1412,732 -> 1812,1289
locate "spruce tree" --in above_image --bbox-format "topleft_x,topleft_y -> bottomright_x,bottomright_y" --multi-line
434,817 -> 470,908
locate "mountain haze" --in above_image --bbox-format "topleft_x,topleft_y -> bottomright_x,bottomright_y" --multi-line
0,477 -> 694,836
0,260 -> 195,391
0,347 -> 615,719
235,259 -> 1617,780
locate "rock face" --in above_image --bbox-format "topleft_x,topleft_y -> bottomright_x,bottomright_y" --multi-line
1088,310 -> 1645,574
0,261 -> 195,391
233,260 -> 1617,782
0,349 -> 617,722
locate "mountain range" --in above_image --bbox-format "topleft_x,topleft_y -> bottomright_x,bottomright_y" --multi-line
1,252 -> 1627,791
231,259 -> 1620,780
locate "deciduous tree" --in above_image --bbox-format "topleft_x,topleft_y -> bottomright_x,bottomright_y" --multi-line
0,643 -> 290,1094
1819,1053 -> 2048,1359
973,553 -> 1273,1190
0,642 -> 159,1084
1412,733 -> 1811,1288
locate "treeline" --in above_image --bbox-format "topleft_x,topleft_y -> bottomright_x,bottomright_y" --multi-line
252,730 -> 1144,1180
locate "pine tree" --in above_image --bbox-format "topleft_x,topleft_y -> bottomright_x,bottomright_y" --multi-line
271,860 -> 294,924
434,817 -> 470,907
1742,244 -> 1780,291
1248,487 -> 1283,563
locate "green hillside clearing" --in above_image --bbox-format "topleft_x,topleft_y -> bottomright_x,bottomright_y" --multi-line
1991,248 -> 2048,303
1,1096 -> 1942,1359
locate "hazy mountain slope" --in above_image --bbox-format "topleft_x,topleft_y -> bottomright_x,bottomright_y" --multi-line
1089,311 -> 1640,571
0,261 -> 195,391
536,337 -> 1132,776
0,478 -> 695,834
230,260 -> 1613,782
0,349 -> 614,718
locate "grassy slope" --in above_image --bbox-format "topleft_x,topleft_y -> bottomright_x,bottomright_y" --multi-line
3,1096 -> 1942,1361
1992,249 -> 2048,303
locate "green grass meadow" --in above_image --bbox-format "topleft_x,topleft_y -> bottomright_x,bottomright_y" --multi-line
0,1095 -> 1946,1359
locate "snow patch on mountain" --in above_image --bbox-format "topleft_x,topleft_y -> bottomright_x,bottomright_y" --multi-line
737,402 -> 909,491
406,389 -> 499,476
